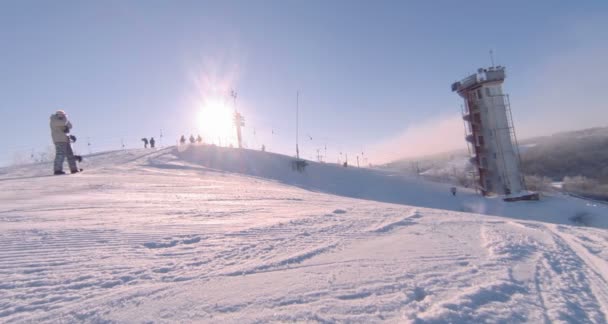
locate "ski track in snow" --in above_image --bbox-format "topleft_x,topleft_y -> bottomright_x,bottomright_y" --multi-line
0,146 -> 607,323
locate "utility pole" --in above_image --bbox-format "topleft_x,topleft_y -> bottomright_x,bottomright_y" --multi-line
87,137 -> 91,154
296,91 -> 300,159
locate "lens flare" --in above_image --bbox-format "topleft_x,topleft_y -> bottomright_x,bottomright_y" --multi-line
198,98 -> 235,146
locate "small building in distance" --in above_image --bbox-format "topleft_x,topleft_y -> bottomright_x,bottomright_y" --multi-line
452,66 -> 527,197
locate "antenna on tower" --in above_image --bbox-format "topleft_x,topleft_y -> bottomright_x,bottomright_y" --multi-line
231,89 -> 244,148
489,49 -> 495,67
230,90 -> 238,112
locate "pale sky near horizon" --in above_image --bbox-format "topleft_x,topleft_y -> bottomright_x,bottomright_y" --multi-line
1,1 -> 607,166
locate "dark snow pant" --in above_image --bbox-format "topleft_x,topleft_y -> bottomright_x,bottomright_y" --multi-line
54,142 -> 78,172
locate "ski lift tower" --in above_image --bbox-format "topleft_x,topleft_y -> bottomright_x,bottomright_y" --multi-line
451,66 -> 536,200
231,90 -> 245,149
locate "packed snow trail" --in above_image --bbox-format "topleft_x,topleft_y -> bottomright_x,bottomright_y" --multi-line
0,146 -> 607,322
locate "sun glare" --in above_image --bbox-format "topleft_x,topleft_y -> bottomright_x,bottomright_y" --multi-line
198,98 -> 235,145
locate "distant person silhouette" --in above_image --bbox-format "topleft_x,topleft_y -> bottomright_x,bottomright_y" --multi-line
196,134 -> 202,143
180,135 -> 186,145
189,135 -> 195,144
142,138 -> 149,148
149,137 -> 155,148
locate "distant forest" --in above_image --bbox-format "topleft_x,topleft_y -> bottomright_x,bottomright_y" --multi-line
384,127 -> 608,200
520,127 -> 608,182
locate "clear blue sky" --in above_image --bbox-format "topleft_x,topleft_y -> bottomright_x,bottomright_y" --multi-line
1,0 -> 607,165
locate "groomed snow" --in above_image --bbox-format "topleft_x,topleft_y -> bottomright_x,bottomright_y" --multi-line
1,146 -> 607,323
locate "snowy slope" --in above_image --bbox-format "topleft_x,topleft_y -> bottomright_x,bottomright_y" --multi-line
0,146 -> 607,323
176,145 -> 607,228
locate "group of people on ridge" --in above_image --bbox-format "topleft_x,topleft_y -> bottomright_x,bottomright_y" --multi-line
141,137 -> 156,148
179,134 -> 202,145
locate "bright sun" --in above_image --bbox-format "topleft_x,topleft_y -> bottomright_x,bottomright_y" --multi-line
197,98 -> 235,145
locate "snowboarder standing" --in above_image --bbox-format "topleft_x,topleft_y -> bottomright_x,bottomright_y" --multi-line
180,135 -> 186,145
189,135 -> 195,144
149,137 -> 156,148
142,138 -> 149,148
196,134 -> 202,143
50,110 -> 79,175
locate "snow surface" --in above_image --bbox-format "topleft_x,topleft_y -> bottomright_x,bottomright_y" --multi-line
1,145 -> 607,323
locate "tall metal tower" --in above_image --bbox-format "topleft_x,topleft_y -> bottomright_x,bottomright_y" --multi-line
291,91 -> 308,172
451,66 -> 525,196
231,90 -> 244,149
